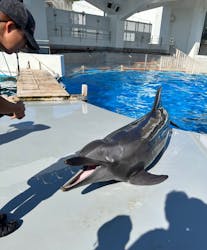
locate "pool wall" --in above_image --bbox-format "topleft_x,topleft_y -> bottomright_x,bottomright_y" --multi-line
1,49 -> 206,79
64,49 -> 207,76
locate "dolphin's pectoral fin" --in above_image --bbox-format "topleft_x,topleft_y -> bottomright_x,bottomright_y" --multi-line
129,169 -> 168,185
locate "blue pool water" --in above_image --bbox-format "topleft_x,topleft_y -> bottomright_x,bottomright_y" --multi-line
0,75 -> 16,96
61,70 -> 207,134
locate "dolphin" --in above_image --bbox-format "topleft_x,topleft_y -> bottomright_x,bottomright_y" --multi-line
62,87 -> 170,191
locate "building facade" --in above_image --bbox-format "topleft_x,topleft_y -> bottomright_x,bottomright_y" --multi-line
23,0 -> 207,57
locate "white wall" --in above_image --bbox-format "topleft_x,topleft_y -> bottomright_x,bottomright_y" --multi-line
169,8 -> 194,53
187,3 -> 206,57
0,52 -> 65,77
165,1 -> 206,56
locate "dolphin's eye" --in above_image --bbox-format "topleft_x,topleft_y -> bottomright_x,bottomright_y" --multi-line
105,156 -> 114,162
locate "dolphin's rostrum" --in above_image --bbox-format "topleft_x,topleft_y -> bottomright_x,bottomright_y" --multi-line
62,87 -> 170,191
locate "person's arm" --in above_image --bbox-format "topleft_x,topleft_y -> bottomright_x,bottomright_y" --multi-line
0,96 -> 25,119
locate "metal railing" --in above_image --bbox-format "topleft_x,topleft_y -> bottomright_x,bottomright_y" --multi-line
160,49 -> 206,74
30,55 -> 60,78
46,8 -> 168,51
0,52 -> 17,76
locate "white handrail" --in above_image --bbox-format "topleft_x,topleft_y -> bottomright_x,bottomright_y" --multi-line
2,52 -> 12,76
31,55 -> 60,78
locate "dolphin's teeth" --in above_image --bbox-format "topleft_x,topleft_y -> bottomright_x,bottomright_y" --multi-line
62,169 -> 84,190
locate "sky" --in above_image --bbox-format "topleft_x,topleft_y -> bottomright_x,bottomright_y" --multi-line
72,0 -> 162,24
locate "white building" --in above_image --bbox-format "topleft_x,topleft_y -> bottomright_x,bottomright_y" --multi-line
23,0 -> 207,57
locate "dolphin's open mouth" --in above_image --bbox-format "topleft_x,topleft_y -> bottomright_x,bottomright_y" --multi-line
61,165 -> 98,191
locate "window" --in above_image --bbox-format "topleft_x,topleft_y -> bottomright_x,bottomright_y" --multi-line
124,32 -> 135,42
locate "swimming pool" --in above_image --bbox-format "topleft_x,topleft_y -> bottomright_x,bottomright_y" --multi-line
0,75 -> 16,96
61,70 -> 207,134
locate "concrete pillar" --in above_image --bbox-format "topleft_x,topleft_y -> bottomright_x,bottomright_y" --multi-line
159,6 -> 171,48
167,0 -> 206,56
24,0 -> 49,44
187,1 -> 206,57
109,15 -> 125,49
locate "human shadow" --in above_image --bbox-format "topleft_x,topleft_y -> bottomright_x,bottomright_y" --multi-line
129,191 -> 207,250
0,157 -> 74,220
94,215 -> 132,250
0,121 -> 50,145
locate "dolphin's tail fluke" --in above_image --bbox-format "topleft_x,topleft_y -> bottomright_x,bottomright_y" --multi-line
152,87 -> 162,111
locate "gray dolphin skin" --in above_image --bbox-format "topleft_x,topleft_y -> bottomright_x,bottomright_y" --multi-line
62,87 -> 170,191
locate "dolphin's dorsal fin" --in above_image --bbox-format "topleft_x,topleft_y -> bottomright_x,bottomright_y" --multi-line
152,87 -> 162,112
129,168 -> 168,185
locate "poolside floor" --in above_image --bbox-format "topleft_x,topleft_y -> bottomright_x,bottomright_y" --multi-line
0,101 -> 207,249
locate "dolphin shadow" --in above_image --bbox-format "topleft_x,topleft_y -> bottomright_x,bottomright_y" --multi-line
94,215 -> 132,250
128,191 -> 207,250
81,180 -> 118,194
0,121 -> 50,145
0,157 -> 74,221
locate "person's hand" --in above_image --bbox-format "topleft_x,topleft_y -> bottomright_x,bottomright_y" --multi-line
11,101 -> 25,119
0,95 -> 25,119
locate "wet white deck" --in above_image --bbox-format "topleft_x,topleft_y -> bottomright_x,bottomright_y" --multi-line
1,101 -> 207,250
